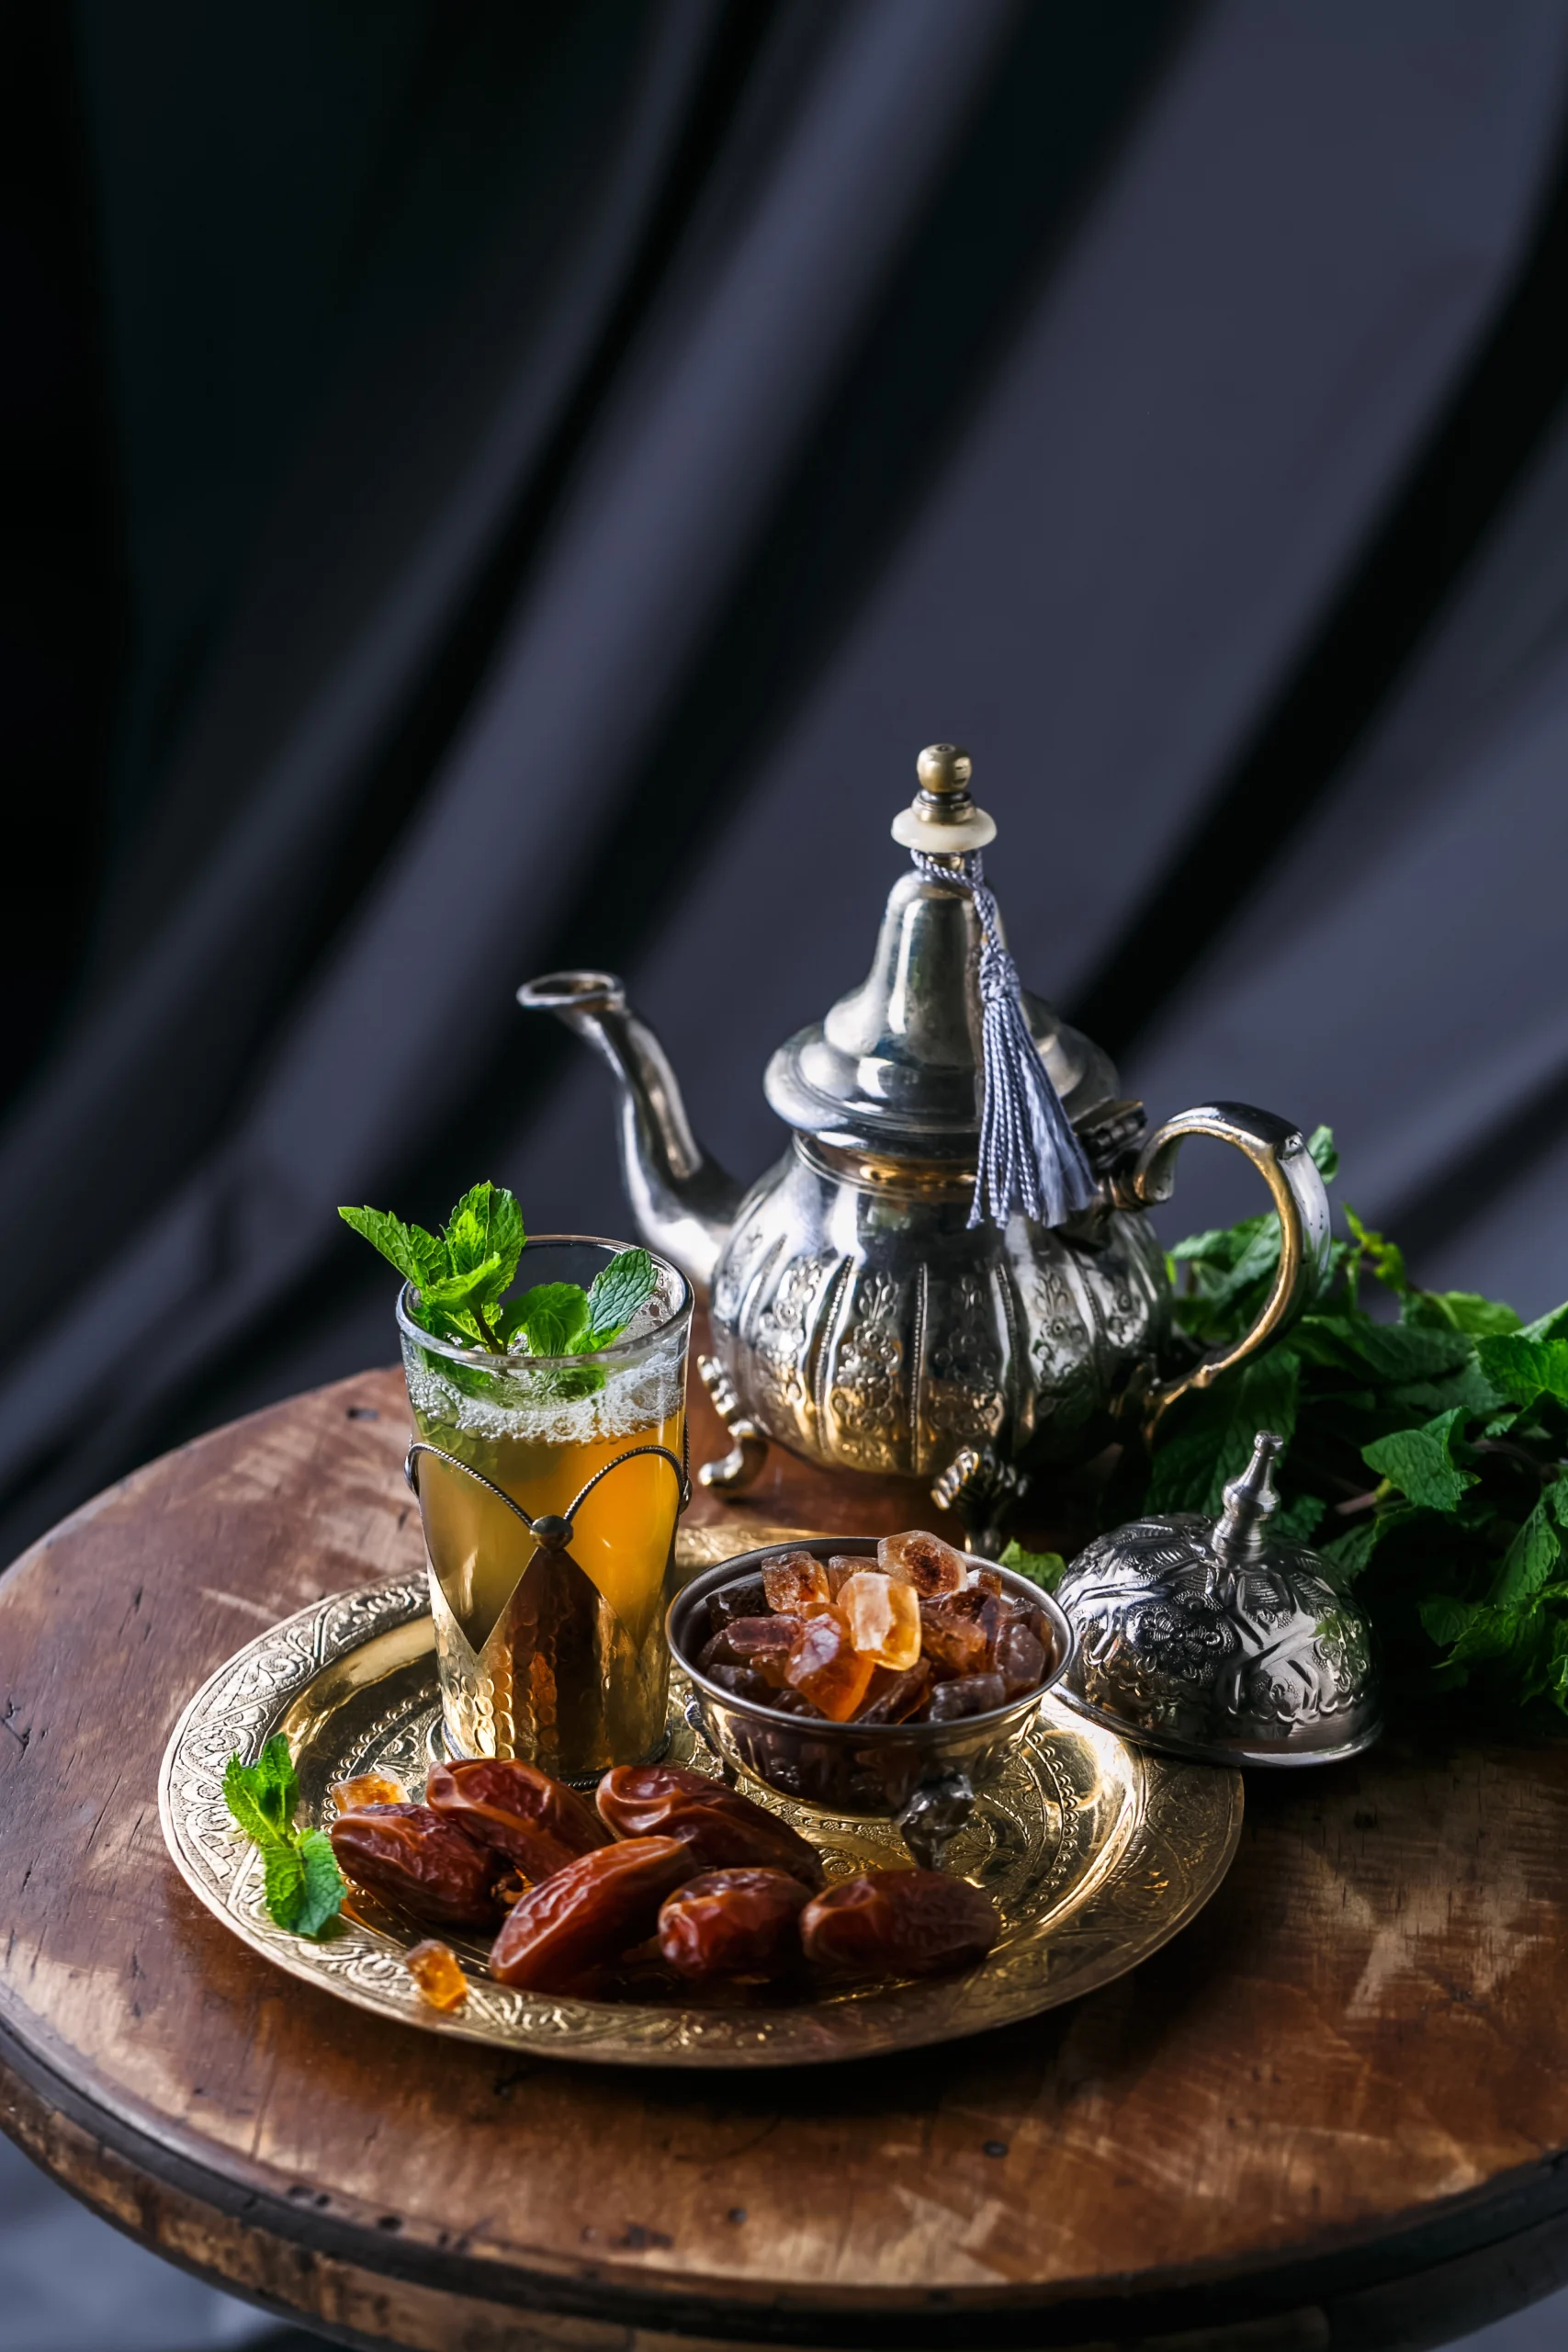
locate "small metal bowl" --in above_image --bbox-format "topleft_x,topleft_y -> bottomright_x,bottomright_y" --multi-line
667,1538 -> 1076,1868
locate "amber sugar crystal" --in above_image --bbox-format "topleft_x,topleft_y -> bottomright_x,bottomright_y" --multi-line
878,1529 -> 966,1598
722,1615 -> 802,1684
855,1659 -> 933,1723
918,1598 -> 989,1677
926,1672 -> 1006,1721
784,1607 -> 875,1720
840,1571 -> 921,1670
329,1770 -> 408,1814
404,1939 -> 468,2010
761,1551 -> 832,1614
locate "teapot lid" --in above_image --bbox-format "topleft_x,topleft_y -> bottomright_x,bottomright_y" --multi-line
764,746 -> 1120,1160
1054,1432 -> 1383,1768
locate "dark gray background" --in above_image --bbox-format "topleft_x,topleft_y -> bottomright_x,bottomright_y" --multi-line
6,3 -> 1568,2346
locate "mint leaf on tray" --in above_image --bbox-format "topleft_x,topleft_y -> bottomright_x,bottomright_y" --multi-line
223,1734 -> 344,1939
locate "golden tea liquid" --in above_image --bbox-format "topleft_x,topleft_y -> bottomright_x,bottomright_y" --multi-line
399,1249 -> 690,1778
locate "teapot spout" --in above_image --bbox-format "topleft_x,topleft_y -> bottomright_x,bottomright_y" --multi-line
517,972 -> 742,1295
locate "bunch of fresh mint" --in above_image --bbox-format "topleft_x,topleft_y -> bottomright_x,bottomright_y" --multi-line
222,1736 -> 344,1938
1144,1127 -> 1568,1724
340,1181 -> 656,1389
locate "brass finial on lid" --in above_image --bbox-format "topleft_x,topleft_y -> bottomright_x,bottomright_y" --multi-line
916,742 -> 973,795
892,742 -> 998,854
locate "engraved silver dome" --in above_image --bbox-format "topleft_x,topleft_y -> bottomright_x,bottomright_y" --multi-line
1055,1431 -> 1382,1768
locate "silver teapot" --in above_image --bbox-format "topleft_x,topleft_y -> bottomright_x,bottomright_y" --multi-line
521,747 -> 1329,1549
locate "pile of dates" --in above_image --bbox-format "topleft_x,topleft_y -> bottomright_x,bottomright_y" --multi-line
327,1756 -> 998,2009
694,1530 -> 1055,1724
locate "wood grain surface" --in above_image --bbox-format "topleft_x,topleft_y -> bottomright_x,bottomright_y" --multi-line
5,1342 -> 1568,2352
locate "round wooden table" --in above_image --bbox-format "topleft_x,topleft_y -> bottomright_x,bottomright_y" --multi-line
5,1362 -> 1568,2352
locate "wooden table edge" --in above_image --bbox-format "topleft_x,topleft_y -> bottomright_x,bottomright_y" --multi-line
7,1990 -> 1568,2352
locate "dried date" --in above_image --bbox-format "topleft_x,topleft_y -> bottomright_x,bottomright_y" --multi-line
597,1763 -> 824,1888
329,1803 -> 502,1927
425,1758 -> 609,1880
657,1868 -> 808,1979
799,1868 -> 998,1978
489,1835 -> 694,1989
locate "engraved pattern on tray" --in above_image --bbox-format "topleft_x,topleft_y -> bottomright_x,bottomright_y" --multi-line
160,1575 -> 1241,2067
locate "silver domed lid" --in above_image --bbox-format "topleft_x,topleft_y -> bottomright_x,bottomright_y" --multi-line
1055,1431 -> 1382,1768
762,745 -> 1119,1160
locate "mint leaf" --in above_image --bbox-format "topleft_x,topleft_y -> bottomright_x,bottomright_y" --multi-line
223,1754 -> 285,1849
1491,1496 -> 1562,1609
535,1363 -> 607,1399
293,1828 -> 345,1938
506,1281 -> 592,1356
1147,1349 -> 1299,1515
421,1256 -> 508,1317
443,1182 -> 524,1298
1306,1125 -> 1338,1179
1319,1517 -> 1381,1583
1312,1317 -> 1471,1384
1344,1205 -> 1407,1295
1385,1360 -> 1501,1419
1474,1334 -> 1568,1408
998,1540 -> 1066,1593
1418,1594 -> 1474,1650
255,1733 -> 299,1831
585,1248 -> 656,1345
1170,1216 -> 1272,1268
263,1841 -> 306,1932
1272,1494 -> 1325,1544
1151,1137 -> 1568,1725
1420,1596 -> 1533,1670
1362,1409 -> 1476,1513
1411,1291 -> 1521,1338
224,1737 -> 341,1938
338,1205 -> 446,1290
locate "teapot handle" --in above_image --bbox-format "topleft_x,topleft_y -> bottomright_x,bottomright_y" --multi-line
1131,1102 -> 1332,1430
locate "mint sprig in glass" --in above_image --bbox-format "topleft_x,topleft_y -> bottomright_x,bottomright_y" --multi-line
341,1185 -> 692,1776
340,1182 -> 655,1378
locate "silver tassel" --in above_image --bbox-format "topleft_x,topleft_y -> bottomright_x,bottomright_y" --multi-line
913,850 -> 1096,1231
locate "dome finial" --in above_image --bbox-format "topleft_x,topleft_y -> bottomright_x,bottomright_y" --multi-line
892,741 -> 996,853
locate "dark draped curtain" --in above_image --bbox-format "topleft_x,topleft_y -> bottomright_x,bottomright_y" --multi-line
6,0 -> 1568,1577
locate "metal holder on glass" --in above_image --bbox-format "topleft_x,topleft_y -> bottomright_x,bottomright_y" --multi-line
405,1431 -> 692,1782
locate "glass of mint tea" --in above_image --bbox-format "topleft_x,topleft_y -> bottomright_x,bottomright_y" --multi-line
398,1237 -> 692,1780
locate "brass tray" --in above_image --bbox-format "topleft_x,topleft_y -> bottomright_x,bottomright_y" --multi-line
159,1575 -> 1242,2068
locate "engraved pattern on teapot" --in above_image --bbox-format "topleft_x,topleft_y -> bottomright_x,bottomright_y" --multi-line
923,1271 -> 1006,1454
828,1270 -> 907,1468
